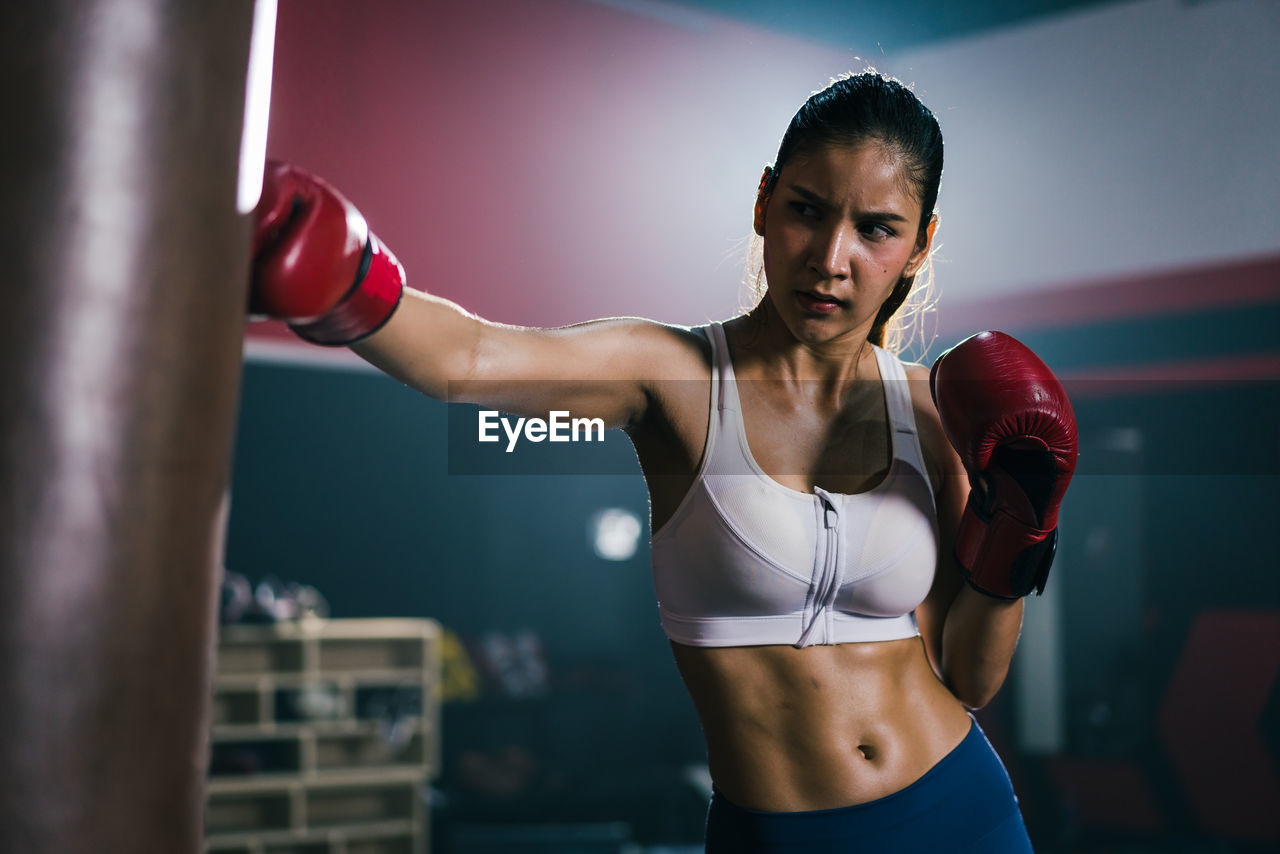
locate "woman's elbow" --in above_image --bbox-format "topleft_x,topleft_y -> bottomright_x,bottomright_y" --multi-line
945,666 -> 1010,711
953,687 -> 996,712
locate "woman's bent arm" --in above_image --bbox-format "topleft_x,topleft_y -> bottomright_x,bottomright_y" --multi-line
938,588 -> 1023,709
908,364 -> 1023,710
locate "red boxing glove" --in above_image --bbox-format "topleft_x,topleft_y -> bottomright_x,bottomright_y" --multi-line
250,160 -> 405,345
929,331 -> 1079,599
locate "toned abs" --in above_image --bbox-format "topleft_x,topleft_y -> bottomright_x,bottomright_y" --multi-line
671,636 -> 972,811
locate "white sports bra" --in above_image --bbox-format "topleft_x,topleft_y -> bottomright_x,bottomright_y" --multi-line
650,322 -> 939,648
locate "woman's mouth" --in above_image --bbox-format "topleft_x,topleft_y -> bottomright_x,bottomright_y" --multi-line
796,291 -> 843,314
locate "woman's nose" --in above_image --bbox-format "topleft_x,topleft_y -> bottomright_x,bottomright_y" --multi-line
808,223 -> 852,279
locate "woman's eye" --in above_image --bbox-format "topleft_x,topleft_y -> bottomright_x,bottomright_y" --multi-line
859,222 -> 895,240
789,201 -> 820,219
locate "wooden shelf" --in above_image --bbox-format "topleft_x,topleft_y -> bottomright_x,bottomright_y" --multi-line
205,619 -> 440,854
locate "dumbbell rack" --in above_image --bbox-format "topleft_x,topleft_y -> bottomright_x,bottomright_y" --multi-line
204,618 -> 441,854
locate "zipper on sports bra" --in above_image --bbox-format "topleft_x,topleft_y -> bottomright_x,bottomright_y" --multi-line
797,489 -> 840,647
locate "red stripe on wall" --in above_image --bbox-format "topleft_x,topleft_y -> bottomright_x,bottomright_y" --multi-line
939,252 -> 1280,336
246,319 -> 295,342
247,321 -> 1280,388
1060,351 -> 1280,397
247,252 -> 1280,378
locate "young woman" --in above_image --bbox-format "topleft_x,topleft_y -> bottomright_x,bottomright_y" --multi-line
250,71 -> 1076,852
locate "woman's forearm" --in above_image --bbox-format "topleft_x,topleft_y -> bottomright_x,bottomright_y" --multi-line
940,587 -> 1024,710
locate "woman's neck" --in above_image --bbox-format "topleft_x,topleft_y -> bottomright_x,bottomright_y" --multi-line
728,298 -> 876,391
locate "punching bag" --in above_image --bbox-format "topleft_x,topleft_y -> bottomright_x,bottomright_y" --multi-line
0,1 -> 265,851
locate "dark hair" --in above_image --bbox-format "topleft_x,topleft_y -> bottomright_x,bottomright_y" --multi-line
758,70 -> 944,349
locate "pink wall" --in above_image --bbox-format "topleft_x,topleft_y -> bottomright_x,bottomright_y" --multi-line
255,0 -> 854,342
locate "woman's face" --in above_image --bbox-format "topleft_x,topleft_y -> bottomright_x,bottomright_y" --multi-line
756,140 -> 935,347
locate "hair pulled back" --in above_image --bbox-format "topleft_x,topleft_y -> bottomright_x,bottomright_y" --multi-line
755,70 -> 943,351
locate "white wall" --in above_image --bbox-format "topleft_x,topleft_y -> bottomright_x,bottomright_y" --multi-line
879,0 -> 1280,301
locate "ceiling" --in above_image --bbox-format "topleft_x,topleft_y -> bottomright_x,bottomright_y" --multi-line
665,0 -> 1136,52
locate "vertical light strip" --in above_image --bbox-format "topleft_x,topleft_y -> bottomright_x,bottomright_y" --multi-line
237,0 -> 277,214
1015,570 -> 1065,753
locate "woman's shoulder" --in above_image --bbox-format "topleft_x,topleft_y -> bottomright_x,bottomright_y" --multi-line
610,318 -> 716,443
581,316 -> 712,381
894,358 -> 963,492
640,317 -> 713,361
895,359 -> 941,436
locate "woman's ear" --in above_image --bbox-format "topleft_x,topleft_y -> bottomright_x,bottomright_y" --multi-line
753,166 -> 774,237
904,214 -> 938,277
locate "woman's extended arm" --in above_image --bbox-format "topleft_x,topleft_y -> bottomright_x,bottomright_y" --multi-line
252,161 -> 694,429
351,289 -> 692,428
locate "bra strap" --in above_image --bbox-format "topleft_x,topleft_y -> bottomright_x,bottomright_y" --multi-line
708,322 -> 739,413
875,346 -> 934,494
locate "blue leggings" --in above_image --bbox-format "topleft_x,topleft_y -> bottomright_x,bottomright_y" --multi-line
705,718 -> 1034,853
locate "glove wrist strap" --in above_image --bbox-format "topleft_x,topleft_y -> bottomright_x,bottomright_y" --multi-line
956,497 -> 1058,598
291,234 -> 405,346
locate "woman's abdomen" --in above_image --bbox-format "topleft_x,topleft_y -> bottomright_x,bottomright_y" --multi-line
671,635 -> 973,812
